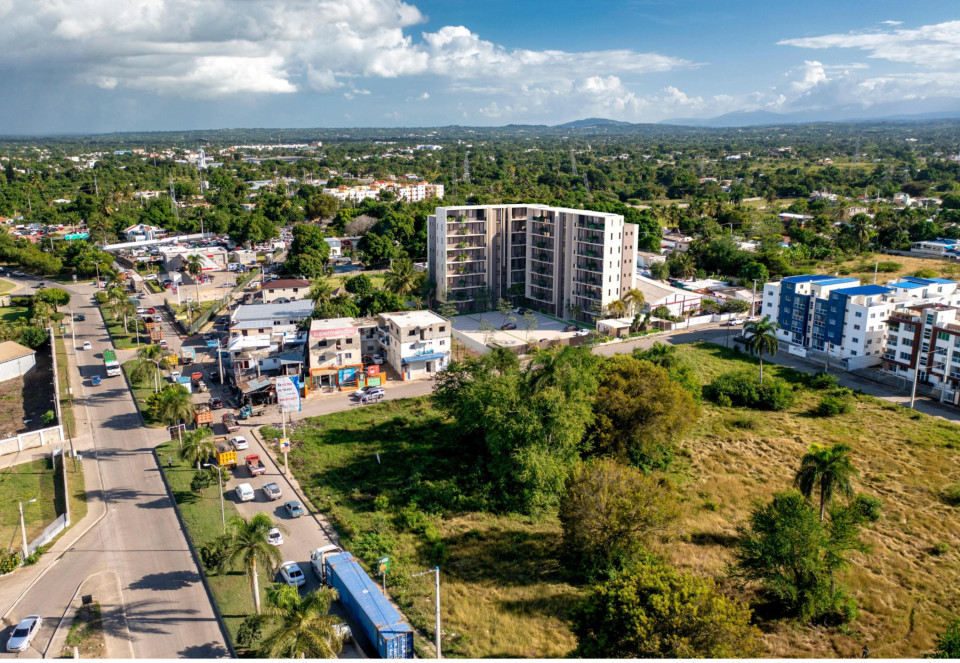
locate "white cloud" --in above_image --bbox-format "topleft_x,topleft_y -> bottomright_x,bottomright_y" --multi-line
779,20 -> 960,68
0,0 -> 692,100
880,20 -> 902,26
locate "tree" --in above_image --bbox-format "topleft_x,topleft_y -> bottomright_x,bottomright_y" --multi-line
153,384 -> 195,427
739,261 -> 769,284
35,287 -> 70,310
307,279 -> 334,307
437,300 -> 458,319
623,287 -> 645,316
743,317 -> 779,383
497,298 -> 515,325
358,290 -> 407,316
343,273 -> 374,297
932,617 -> 960,658
794,443 -> 858,522
572,562 -> 763,658
521,310 -> 538,342
305,193 -> 338,221
606,299 -> 627,318
186,254 -> 204,304
649,261 -> 670,281
560,458 -> 678,578
219,513 -> 284,614
733,490 -> 880,622
589,356 -> 699,470
260,584 -> 344,658
179,427 -> 216,470
384,258 -> 416,297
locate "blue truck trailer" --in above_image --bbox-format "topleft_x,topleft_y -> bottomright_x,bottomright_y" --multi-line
324,550 -> 414,658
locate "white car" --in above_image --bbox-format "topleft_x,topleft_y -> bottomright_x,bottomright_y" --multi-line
158,339 -> 169,348
170,371 -> 181,381
267,528 -> 284,546
574,329 -> 591,337
82,341 -> 92,351
235,483 -> 255,502
231,436 -> 249,450
726,318 -> 744,326
7,615 -> 42,652
279,561 -> 306,587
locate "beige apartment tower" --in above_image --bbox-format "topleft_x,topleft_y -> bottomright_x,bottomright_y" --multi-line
427,205 -> 637,322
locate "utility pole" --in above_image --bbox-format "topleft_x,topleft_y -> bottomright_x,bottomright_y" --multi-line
752,279 -> 758,316
412,567 -> 442,658
909,352 -> 921,409
19,499 -> 37,558
70,309 -> 77,355
217,338 -> 224,386
874,261 -> 879,285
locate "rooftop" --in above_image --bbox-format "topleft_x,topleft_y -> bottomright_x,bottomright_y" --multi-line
232,300 -> 315,323
833,285 -> 892,297
264,279 -> 311,290
782,274 -> 838,285
379,310 -> 448,328
0,341 -> 36,363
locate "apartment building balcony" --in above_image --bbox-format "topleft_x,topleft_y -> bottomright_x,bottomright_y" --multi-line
575,219 -> 605,230
575,262 -> 603,275
447,277 -> 487,291
530,252 -> 554,265
882,352 -> 897,361
575,231 -> 605,245
531,214 -> 555,224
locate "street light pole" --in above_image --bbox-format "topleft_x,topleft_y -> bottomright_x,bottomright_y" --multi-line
909,353 -> 921,409
412,566 -> 442,658
19,498 -> 37,558
70,309 -> 77,355
203,463 -> 226,531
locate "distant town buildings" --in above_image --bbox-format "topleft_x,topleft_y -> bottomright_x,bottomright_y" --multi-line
323,180 -> 444,203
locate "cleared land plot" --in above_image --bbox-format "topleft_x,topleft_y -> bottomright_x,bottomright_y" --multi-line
277,343 -> 960,658
451,310 -> 582,351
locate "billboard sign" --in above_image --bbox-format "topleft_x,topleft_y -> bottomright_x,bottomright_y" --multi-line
276,376 -> 301,412
309,327 -> 356,339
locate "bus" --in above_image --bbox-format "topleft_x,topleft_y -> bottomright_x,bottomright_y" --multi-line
103,349 -> 121,377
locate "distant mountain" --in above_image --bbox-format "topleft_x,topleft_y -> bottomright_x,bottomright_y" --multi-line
664,102 -> 960,128
555,117 -> 633,129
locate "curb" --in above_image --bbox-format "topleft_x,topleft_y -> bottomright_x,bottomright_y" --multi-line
43,570 -> 134,659
152,448 -> 237,659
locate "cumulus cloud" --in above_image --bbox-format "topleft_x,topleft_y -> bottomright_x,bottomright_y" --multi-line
0,0 -> 692,100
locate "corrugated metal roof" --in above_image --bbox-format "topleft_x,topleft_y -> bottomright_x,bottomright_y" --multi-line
232,300 -> 315,322
0,341 -> 36,363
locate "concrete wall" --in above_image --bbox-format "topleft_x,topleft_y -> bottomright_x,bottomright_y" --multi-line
0,425 -> 66,457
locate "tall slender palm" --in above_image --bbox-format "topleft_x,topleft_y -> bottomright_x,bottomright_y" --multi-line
260,584 -> 343,658
623,287 -> 645,316
186,254 -> 204,304
179,427 -> 216,470
155,384 -> 195,427
794,443 -> 858,522
607,299 -> 627,318
308,278 -> 334,308
384,258 -> 416,297
219,513 -> 284,614
138,343 -> 165,392
743,317 -> 779,383
676,253 -> 697,280
851,214 -> 872,253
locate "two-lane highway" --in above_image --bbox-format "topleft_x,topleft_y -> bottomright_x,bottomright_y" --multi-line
1,281 -> 228,658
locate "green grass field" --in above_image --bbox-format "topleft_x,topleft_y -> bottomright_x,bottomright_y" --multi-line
270,343 -> 960,658
0,457 -> 86,555
0,306 -> 30,324
54,335 -> 75,437
98,304 -> 146,350
334,272 -> 386,292
122,360 -> 164,427
0,279 -> 18,294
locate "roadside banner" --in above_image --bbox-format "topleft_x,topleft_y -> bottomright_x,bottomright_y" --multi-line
276,376 -> 301,412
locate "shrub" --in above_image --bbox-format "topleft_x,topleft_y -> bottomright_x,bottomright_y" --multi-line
40,410 -> 56,426
914,268 -> 939,279
198,536 -> 229,572
817,394 -> 853,416
706,371 -> 796,411
933,617 -> 960,658
0,550 -> 21,574
932,542 -> 951,556
809,372 -> 839,389
730,414 -> 758,429
876,261 -> 902,273
943,483 -> 960,506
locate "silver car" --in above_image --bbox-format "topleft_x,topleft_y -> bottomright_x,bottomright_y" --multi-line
262,482 -> 282,501
7,615 -> 42,652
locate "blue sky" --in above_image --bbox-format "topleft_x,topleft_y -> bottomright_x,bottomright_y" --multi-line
0,0 -> 958,133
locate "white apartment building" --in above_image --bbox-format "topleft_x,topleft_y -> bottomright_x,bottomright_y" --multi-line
427,204 -> 638,322
762,275 -> 960,371
323,181 -> 444,203
377,310 -> 451,380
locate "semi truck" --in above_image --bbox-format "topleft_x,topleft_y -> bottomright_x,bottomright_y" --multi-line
103,349 -> 121,377
314,547 -> 414,658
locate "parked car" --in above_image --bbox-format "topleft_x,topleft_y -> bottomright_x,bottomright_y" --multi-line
91,375 -> 101,386
354,386 -> 385,400
82,341 -> 92,350
36,282 -> 45,289
563,324 -> 579,332
284,500 -> 304,518
574,329 -> 591,337
210,397 -> 223,409
267,528 -> 284,546
515,307 -> 530,315
500,322 -> 517,330
230,436 -> 248,450
235,483 -> 255,502
726,318 -> 744,326
362,354 -> 384,365
262,482 -> 282,501
170,371 -> 181,381
74,313 -> 86,322
208,371 -> 220,383
279,561 -> 306,587
6,615 -> 42,652
158,339 -> 169,348
147,307 -> 156,314
136,307 -> 147,315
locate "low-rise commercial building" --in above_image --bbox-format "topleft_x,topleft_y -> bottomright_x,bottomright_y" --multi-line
261,279 -> 312,303
377,310 -> 450,380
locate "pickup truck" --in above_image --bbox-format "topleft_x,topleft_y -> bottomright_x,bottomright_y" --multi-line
222,413 -> 239,433
245,454 -> 266,476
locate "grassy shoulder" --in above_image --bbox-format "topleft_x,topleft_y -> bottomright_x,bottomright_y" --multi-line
122,360 -> 163,428
55,334 -> 75,437
0,456 -> 86,550
0,278 -> 18,294
62,602 -> 105,658
272,344 -> 960,658
261,399 -> 581,658
155,440 -> 270,649
97,304 -> 144,350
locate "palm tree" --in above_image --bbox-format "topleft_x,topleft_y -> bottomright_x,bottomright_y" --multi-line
260,584 -> 344,658
186,254 -> 204,304
606,299 -> 627,318
308,279 -> 333,308
155,384 -> 195,427
179,427 -> 216,469
743,317 -> 779,383
623,287 -> 645,316
30,299 -> 54,326
219,513 -> 284,614
384,258 -> 416,297
851,214 -> 872,253
794,443 -> 858,522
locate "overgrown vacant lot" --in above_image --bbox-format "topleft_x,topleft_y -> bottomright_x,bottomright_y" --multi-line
278,343 -> 960,658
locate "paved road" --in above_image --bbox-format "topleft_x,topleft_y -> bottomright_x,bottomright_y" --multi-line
0,279 -> 228,659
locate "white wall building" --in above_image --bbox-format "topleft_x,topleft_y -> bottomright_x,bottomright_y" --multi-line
377,310 -> 451,380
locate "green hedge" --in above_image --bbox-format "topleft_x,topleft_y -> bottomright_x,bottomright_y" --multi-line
706,370 -> 796,411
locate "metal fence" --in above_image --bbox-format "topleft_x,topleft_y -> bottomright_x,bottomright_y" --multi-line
27,514 -> 67,555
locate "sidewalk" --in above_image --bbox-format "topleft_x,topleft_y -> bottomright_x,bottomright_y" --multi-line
0,456 -> 107,623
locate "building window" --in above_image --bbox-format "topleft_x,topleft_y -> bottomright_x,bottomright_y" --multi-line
853,324 -> 861,330
439,326 -> 445,332
900,351 -> 911,360
852,338 -> 859,343
855,312 -> 862,317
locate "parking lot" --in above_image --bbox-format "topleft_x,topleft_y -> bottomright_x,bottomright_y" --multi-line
451,309 -> 588,350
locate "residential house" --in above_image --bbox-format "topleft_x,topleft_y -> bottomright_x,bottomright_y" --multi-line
261,279 -> 312,303
377,310 -> 450,380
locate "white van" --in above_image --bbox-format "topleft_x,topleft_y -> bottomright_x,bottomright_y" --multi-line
235,483 -> 255,502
